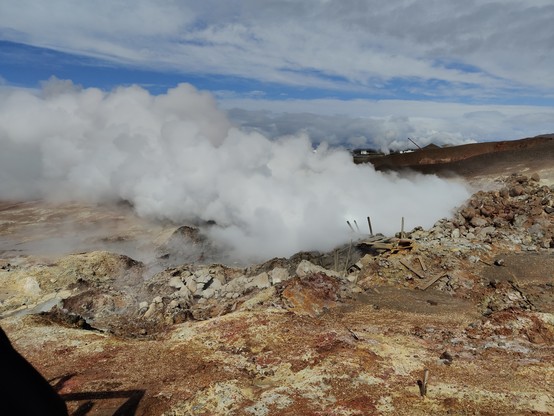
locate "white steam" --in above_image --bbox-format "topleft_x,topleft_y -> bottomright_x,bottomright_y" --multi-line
0,79 -> 470,261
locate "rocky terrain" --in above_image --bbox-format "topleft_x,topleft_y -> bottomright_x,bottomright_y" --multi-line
1,139 -> 554,415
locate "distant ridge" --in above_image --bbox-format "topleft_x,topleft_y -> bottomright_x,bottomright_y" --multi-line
355,134 -> 554,179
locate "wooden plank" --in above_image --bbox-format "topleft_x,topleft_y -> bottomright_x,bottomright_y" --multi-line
399,259 -> 425,279
417,256 -> 427,272
417,273 -> 447,290
479,258 -> 493,266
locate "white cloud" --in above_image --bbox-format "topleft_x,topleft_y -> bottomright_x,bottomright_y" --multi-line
1,1 -> 553,94
222,97 -> 554,150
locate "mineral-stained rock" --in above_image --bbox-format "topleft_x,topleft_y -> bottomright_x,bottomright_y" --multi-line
281,273 -> 339,316
239,287 -> 276,311
296,260 -> 341,279
246,273 -> 271,289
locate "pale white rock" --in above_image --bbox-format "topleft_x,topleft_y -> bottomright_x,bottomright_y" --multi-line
177,286 -> 192,299
209,278 -> 222,291
347,274 -> 358,283
153,296 -> 163,304
239,287 -> 276,311
269,268 -> 290,285
209,269 -> 227,286
168,276 -> 184,289
201,288 -> 215,299
247,273 -> 271,289
296,260 -> 340,279
143,303 -> 158,319
22,277 -> 41,296
359,254 -> 374,267
194,270 -> 212,284
186,279 -> 197,293
222,276 -> 248,293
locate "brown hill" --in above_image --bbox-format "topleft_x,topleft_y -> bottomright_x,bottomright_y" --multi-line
357,134 -> 554,181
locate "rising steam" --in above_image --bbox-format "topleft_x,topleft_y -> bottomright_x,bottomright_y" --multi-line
0,79 -> 470,261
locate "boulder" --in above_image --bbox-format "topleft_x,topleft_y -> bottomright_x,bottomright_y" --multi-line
295,260 -> 341,279
246,273 -> 271,289
268,267 -> 290,285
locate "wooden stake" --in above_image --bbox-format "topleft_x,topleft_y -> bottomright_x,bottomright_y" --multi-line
401,217 -> 405,238
346,220 -> 355,232
367,216 -> 373,237
353,220 -> 360,231
417,273 -> 447,291
417,368 -> 429,397
417,256 -> 427,272
400,259 -> 425,279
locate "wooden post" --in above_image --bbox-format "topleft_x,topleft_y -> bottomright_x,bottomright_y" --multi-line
400,259 -> 425,279
401,217 -> 405,238
417,368 -> 429,397
346,221 -> 355,232
367,216 -> 373,237
417,273 -> 447,290
417,256 -> 427,272
353,220 -> 360,231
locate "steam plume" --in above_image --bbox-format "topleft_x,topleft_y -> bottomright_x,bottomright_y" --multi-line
0,79 -> 470,261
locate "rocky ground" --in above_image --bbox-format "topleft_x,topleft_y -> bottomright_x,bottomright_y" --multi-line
1,154 -> 554,414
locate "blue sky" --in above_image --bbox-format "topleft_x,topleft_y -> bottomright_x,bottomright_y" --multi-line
1,0 -> 554,149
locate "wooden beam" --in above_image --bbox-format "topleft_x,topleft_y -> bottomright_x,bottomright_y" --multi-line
399,259 -> 425,279
417,273 -> 447,290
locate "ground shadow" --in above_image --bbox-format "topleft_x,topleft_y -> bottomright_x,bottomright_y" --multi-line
61,390 -> 145,416
53,374 -> 145,416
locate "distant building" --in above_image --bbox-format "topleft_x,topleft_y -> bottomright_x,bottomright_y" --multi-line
352,148 -> 383,156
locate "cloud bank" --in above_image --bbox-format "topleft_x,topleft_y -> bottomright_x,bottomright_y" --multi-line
1,1 -> 552,155
1,1 -> 554,98
225,100 -> 554,151
0,80 -> 470,261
